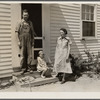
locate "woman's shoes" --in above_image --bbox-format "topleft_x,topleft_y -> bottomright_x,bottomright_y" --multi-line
56,74 -> 59,77
61,80 -> 66,84
56,73 -> 62,77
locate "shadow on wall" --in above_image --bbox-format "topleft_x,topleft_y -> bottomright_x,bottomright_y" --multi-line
50,4 -> 99,62
50,4 -> 80,63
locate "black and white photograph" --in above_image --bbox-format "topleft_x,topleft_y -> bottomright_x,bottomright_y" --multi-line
0,1 -> 100,97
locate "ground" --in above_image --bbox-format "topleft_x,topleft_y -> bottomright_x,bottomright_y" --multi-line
0,73 -> 100,92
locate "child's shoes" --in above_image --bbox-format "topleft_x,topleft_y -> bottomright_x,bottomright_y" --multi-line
41,75 -> 45,79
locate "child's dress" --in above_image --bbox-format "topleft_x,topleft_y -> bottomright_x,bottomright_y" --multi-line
37,57 -> 48,72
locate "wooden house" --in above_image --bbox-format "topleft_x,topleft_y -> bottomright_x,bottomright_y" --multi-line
0,3 -> 100,78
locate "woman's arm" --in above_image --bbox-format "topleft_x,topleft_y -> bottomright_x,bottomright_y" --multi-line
66,38 -> 72,60
67,44 -> 71,59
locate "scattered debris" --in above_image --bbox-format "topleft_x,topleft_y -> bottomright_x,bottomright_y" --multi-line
0,74 -> 35,92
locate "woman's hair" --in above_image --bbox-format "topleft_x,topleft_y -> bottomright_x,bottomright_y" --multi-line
60,28 -> 68,35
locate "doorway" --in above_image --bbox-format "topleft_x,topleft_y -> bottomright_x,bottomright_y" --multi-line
22,4 -> 43,62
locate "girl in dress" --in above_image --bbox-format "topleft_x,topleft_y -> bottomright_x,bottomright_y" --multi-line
37,51 -> 48,78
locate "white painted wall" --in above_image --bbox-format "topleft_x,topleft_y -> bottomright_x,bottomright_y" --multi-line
50,3 -> 100,62
11,4 -> 21,68
0,3 -> 13,78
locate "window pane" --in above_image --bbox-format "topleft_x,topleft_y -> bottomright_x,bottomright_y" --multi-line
89,14 -> 91,20
89,6 -> 91,13
91,22 -> 95,36
82,13 -> 85,20
91,14 -> 94,20
83,21 -> 95,36
86,5 -> 89,12
34,39 -> 42,48
86,14 -> 89,20
88,22 -> 91,36
82,5 -> 85,13
91,6 -> 94,13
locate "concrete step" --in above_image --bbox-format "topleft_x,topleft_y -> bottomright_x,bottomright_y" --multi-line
13,71 -> 58,88
13,69 -> 56,79
21,76 -> 59,87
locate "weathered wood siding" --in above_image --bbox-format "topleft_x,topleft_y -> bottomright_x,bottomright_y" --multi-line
0,3 -> 13,78
50,4 -> 100,62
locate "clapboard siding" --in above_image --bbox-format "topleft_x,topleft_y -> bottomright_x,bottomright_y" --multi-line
50,4 -> 80,62
0,3 -> 13,78
0,66 -> 12,71
50,4 -> 100,62
0,8 -> 11,12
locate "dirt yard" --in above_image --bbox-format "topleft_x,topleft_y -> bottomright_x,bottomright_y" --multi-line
0,73 -> 100,92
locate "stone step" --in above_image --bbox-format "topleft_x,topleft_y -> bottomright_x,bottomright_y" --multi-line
21,76 -> 59,87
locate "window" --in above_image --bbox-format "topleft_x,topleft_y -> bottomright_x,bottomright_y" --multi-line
82,4 -> 96,37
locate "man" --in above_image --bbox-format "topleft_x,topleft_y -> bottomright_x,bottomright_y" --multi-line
15,9 -> 36,74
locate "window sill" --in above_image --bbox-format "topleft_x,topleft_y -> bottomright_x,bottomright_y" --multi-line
81,37 -> 97,41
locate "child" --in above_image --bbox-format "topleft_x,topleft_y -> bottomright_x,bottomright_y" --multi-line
37,51 -> 48,78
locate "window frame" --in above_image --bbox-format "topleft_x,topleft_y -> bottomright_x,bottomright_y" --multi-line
80,4 -> 97,40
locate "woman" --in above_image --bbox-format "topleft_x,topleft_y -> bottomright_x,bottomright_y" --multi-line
54,28 -> 72,84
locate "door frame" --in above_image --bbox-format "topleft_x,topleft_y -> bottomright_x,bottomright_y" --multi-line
11,4 -> 51,68
21,4 -> 51,61
42,4 -> 50,60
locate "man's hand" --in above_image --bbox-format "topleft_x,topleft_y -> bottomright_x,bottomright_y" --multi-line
34,33 -> 37,37
18,42 -> 21,49
32,42 -> 34,47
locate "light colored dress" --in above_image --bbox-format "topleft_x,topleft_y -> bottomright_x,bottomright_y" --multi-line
37,57 -> 48,72
54,36 -> 72,73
